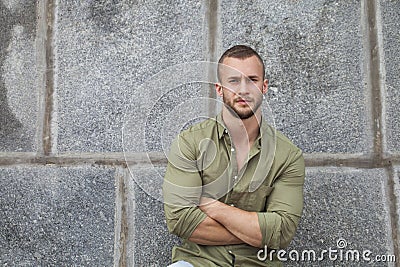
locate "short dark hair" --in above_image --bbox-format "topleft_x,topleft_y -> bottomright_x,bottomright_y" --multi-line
217,45 -> 265,81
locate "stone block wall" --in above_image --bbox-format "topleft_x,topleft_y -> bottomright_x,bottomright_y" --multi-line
0,0 -> 399,266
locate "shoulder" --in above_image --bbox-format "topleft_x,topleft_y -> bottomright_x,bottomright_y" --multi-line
267,126 -> 303,163
168,118 -> 218,161
178,117 -> 218,139
275,130 -> 301,153
265,127 -> 305,181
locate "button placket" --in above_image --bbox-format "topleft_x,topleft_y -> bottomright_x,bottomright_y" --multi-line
223,129 -> 239,206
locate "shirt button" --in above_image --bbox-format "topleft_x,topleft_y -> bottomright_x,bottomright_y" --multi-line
233,176 -> 237,180
224,129 -> 228,134
230,204 -> 235,207
231,148 -> 235,152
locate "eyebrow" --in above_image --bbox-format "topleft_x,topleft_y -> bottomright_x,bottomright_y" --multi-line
226,75 -> 260,80
247,75 -> 260,80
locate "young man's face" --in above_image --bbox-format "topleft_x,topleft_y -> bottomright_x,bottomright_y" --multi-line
216,55 -> 268,120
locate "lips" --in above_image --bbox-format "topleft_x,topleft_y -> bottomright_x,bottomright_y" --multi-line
236,98 -> 251,104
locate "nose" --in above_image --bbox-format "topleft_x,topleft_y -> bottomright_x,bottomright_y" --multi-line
237,78 -> 253,95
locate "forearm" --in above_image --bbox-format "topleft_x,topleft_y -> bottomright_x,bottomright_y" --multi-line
200,198 -> 262,247
189,216 -> 243,245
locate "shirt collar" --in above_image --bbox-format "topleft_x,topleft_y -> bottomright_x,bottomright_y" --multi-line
216,113 -> 227,139
216,112 -> 266,149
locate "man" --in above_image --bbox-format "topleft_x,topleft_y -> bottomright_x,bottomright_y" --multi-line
163,45 -> 305,266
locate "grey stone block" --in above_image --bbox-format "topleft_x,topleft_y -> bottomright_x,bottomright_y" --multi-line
221,0 -> 371,153
381,0 -> 400,154
286,167 -> 393,266
123,83 -> 213,154
0,166 -> 116,266
126,165 -> 178,266
55,1 -> 210,153
0,1 -> 40,151
393,165 -> 400,253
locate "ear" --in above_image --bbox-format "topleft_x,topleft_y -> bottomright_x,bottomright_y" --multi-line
262,79 -> 268,94
215,83 -> 223,97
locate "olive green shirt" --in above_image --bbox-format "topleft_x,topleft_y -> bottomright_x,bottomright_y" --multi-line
163,113 -> 305,266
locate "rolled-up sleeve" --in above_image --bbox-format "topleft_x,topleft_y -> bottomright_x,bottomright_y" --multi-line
163,135 -> 207,239
257,149 -> 305,249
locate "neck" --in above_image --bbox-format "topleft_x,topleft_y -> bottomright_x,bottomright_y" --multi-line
222,108 -> 261,146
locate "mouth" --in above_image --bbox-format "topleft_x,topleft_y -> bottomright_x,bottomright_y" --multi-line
236,98 -> 251,105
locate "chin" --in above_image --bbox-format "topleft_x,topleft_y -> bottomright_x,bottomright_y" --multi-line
239,113 -> 255,120
235,109 -> 255,120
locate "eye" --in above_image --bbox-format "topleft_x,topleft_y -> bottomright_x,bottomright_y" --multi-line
229,79 -> 239,83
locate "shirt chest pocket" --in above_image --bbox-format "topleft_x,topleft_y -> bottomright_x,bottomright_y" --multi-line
230,185 -> 274,212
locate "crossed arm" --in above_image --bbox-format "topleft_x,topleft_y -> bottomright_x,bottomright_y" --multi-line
189,197 -> 262,247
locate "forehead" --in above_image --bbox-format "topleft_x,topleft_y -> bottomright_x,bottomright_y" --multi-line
219,56 -> 263,78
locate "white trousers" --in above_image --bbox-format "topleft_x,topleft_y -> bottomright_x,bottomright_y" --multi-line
167,260 -> 194,267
